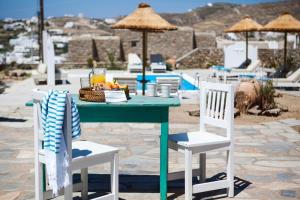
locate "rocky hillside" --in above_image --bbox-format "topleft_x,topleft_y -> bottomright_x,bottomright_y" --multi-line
44,1 -> 300,36
47,16 -> 113,36
161,0 -> 300,34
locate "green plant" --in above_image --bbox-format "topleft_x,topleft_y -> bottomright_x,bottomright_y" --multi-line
105,50 -> 121,70
207,61 -> 218,68
87,57 -> 93,68
259,80 -> 276,110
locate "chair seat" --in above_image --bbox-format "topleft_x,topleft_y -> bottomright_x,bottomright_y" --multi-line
72,140 -> 118,159
72,140 -> 118,170
39,140 -> 118,170
169,131 -> 230,148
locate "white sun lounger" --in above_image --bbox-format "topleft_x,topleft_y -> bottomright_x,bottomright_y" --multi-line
231,60 -> 261,72
272,67 -> 300,88
150,54 -> 166,73
127,53 -> 143,73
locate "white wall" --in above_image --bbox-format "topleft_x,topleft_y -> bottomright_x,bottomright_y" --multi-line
224,42 -> 258,68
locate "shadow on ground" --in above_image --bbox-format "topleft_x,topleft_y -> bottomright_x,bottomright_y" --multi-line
73,172 -> 251,200
0,116 -> 27,122
36,80 -> 71,85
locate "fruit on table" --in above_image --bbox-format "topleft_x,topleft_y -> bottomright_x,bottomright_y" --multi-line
92,81 -> 128,91
111,83 -> 120,89
119,85 -> 128,89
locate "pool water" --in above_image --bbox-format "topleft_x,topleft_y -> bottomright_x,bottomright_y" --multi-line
136,74 -> 198,90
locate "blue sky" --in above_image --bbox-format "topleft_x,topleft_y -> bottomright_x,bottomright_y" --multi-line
0,0 -> 277,19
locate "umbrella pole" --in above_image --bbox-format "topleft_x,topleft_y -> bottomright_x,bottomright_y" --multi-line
246,31 -> 248,60
142,31 -> 147,95
283,32 -> 287,71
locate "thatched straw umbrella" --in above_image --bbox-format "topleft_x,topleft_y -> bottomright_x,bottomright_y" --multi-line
112,3 -> 177,95
261,12 -> 300,74
225,16 -> 263,61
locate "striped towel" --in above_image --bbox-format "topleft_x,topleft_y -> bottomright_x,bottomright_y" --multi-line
41,90 -> 81,196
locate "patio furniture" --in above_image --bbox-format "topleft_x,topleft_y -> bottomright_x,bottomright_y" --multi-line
127,53 -> 143,73
237,58 -> 252,69
156,77 -> 180,96
0,85 -> 5,94
33,90 -> 119,200
232,59 -> 261,72
112,3 -> 177,95
150,54 -> 167,73
75,95 -> 180,200
225,16 -> 263,62
261,13 -> 300,75
32,63 -> 68,85
272,67 -> 300,88
113,76 -> 137,94
168,81 -> 235,199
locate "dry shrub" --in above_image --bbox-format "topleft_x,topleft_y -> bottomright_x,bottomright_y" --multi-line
259,80 -> 276,110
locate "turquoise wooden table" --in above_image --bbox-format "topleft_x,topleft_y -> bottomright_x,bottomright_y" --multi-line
27,95 -> 180,199
75,95 -> 180,200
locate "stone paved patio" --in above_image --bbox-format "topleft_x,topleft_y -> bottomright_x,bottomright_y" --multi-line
0,105 -> 300,200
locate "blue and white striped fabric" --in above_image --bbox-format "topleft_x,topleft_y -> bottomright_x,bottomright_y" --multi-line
41,90 -> 81,153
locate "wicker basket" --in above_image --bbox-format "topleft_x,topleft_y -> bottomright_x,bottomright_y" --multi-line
79,87 -> 105,102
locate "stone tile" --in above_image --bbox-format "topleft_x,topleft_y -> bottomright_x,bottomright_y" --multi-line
16,150 -> 34,159
234,152 -> 267,158
240,164 -> 286,172
2,104 -> 300,200
0,192 -> 20,200
280,190 -> 297,198
255,160 -> 300,168
261,182 -> 300,190
276,172 -> 297,181
279,118 -> 300,126
127,123 -> 156,129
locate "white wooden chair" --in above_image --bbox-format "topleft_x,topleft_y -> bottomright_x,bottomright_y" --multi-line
168,81 -> 234,199
33,90 -> 119,200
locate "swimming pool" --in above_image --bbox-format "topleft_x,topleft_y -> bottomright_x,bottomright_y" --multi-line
136,74 -> 198,90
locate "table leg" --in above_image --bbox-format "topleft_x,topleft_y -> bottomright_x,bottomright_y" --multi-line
160,121 -> 169,200
43,164 -> 46,191
42,141 -> 46,192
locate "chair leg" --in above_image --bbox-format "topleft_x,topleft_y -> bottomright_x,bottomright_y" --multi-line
64,167 -> 73,200
35,161 -> 43,200
199,153 -> 206,183
227,149 -> 234,197
185,149 -> 193,200
81,168 -> 88,200
111,153 -> 119,200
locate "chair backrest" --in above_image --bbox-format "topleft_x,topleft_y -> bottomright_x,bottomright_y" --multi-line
157,77 -> 180,94
247,59 -> 261,71
128,53 -> 142,65
113,76 -> 137,94
150,54 -> 164,64
33,89 -> 73,160
199,82 -> 234,139
287,67 -> 300,82
237,58 -> 251,69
